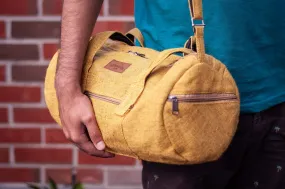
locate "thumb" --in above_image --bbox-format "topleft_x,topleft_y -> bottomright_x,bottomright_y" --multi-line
82,114 -> 105,151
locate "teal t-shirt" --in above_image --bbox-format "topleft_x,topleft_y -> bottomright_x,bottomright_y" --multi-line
134,0 -> 285,113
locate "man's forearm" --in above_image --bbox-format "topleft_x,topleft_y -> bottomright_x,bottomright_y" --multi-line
56,0 -> 103,92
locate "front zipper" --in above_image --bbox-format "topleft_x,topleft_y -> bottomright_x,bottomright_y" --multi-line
85,91 -> 121,105
168,93 -> 238,115
85,91 -> 237,115
97,45 -> 148,59
127,51 -> 147,58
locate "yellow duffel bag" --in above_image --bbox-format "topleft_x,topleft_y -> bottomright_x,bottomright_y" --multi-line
44,0 -> 240,165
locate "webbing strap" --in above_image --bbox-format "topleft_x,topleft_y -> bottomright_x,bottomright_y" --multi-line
187,0 -> 206,62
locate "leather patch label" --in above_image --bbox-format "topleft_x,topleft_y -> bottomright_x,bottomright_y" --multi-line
104,60 -> 131,73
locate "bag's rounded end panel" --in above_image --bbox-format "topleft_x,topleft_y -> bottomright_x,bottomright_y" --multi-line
163,55 -> 240,164
44,51 -> 62,126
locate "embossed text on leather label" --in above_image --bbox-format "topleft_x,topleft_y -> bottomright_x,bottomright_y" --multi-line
104,60 -> 131,73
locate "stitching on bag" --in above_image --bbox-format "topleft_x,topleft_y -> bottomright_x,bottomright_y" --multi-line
161,66 -> 193,163
117,55 -> 199,162
121,115 -> 140,159
118,58 -> 197,162
104,60 -> 131,73
163,61 -> 238,163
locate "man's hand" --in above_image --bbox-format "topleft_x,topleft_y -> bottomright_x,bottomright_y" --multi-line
55,0 -> 113,157
56,85 -> 114,158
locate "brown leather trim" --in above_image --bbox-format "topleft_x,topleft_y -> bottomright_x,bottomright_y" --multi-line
104,60 -> 131,73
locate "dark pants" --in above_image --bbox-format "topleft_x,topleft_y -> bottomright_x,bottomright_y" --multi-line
142,102 -> 285,189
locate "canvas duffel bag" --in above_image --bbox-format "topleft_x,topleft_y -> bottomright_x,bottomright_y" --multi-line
44,0 -> 240,165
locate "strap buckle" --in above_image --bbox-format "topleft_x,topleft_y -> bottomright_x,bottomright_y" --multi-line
191,18 -> 205,32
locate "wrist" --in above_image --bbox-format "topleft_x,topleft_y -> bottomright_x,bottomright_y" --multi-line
55,74 -> 82,98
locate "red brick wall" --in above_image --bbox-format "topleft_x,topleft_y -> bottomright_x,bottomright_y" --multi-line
0,0 -> 142,188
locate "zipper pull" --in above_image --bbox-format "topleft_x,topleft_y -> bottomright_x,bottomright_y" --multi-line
170,96 -> 179,115
128,51 -> 146,58
135,52 -> 146,58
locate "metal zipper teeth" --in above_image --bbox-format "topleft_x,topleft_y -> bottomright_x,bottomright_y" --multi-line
168,93 -> 238,115
86,92 -> 237,115
85,92 -> 121,105
168,93 -> 238,102
99,46 -> 148,59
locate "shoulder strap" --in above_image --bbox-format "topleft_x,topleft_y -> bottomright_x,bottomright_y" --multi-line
189,0 -> 203,20
188,0 -> 206,62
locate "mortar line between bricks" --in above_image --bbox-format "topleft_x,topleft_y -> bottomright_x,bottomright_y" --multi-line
0,164 -> 72,168
103,166 -> 108,187
0,61 -> 12,65
84,186 -> 142,189
5,63 -> 12,83
77,185 -> 111,189
0,124 -> 10,128
1,163 -> 139,170
86,185 -> 142,189
0,16 -> 61,21
0,124 -> 59,128
7,104 -> 13,126
0,39 -> 59,44
0,183 -> 142,189
72,146 -> 78,167
0,125 -> 57,129
60,184 -> 105,189
86,186 -> 142,189
2,103 -> 46,108
41,127 -> 45,144
103,0 -> 109,16
2,60 -> 51,65
135,159 -> 140,167
0,125 -> 57,128
0,163 -> 141,169
9,145 -> 15,165
0,144 -> 73,148
37,0 -> 43,16
40,166 -> 45,185
0,104 -> 8,108
0,184 -> 40,188
80,165 -> 141,170
0,16 -> 134,21
5,20 -> 11,39
9,61 -> 49,65
0,82 -> 43,87
38,43 -> 44,63
2,62 -> 50,66
59,184 -> 105,189
39,83 -> 46,105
